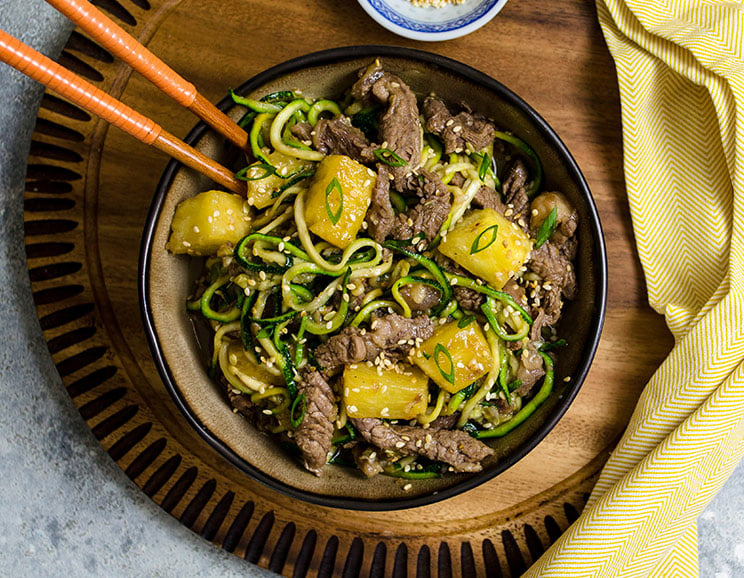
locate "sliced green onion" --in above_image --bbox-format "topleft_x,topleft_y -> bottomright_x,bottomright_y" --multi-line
324,177 -> 344,225
446,380 -> 478,415
373,148 -> 407,167
470,223 -> 499,255
235,162 -> 276,181
540,338 -> 567,352
457,315 -> 475,329
535,206 -> 558,249
290,393 -> 307,428
434,343 -> 456,385
478,152 -> 491,181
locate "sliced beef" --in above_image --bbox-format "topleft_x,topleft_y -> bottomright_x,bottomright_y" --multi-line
314,313 -> 434,374
294,367 -> 337,476
311,116 -> 375,164
351,60 -> 421,187
366,164 -> 396,243
472,185 -> 506,214
290,121 -> 313,144
314,326 -> 368,372
351,418 -> 494,473
394,169 -> 451,245
352,445 -> 385,478
366,168 -> 451,247
452,286 -> 485,311
525,241 -> 577,338
503,159 -> 530,221
422,96 -> 496,154
368,312 -> 434,351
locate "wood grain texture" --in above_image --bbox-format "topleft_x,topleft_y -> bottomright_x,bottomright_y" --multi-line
23,0 -> 674,575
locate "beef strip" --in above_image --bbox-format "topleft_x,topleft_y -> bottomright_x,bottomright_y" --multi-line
352,445 -> 385,478
294,367 -> 337,476
351,60 -> 421,188
311,116 -> 375,164
503,159 -> 530,221
290,121 -> 313,144
366,164 -> 396,242
422,96 -> 496,154
314,313 -> 434,374
365,167 -> 451,247
351,418 -> 494,473
392,169 -> 451,245
471,185 -> 507,214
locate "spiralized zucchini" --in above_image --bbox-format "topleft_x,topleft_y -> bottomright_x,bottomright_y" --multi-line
170,65 -> 572,479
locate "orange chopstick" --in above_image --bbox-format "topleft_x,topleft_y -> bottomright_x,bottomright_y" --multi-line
43,0 -> 249,152
0,28 -> 245,196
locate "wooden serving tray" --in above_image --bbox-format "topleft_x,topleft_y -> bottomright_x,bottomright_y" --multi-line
23,0 -> 673,575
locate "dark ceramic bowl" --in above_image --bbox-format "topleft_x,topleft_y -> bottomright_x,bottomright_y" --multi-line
139,46 -> 606,510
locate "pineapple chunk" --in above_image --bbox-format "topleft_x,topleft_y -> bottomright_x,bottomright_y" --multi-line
225,341 -> 284,390
166,190 -> 251,256
413,320 -> 491,394
243,151 -> 313,209
304,155 -> 376,249
439,209 -> 532,290
343,362 -> 429,420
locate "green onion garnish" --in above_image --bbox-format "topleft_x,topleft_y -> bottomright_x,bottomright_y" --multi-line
535,206 -> 558,248
434,343 -> 456,385
373,148 -> 407,167
457,315 -> 475,329
235,162 -> 276,181
325,177 -> 344,225
470,224 -> 499,254
478,152 -> 491,181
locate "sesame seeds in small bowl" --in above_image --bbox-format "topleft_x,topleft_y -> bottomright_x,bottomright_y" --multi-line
357,0 -> 508,41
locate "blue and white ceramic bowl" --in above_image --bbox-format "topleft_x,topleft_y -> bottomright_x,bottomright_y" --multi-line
357,0 -> 508,41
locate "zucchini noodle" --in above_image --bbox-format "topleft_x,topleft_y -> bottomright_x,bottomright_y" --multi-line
172,62 -> 574,480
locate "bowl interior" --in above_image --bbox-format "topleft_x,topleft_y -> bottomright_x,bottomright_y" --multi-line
140,46 -> 606,510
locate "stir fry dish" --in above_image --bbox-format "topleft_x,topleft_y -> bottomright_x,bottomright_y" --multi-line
166,60 -> 579,479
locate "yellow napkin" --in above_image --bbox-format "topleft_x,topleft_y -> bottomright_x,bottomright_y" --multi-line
524,1 -> 744,576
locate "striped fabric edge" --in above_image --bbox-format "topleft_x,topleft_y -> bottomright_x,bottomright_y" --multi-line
522,0 -> 744,576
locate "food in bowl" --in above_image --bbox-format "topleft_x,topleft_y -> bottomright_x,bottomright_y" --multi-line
165,58 -> 580,481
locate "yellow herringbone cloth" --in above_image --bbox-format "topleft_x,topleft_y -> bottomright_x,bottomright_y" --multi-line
523,1 -> 744,576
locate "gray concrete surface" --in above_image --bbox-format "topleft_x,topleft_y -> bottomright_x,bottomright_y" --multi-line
0,1 -> 741,576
